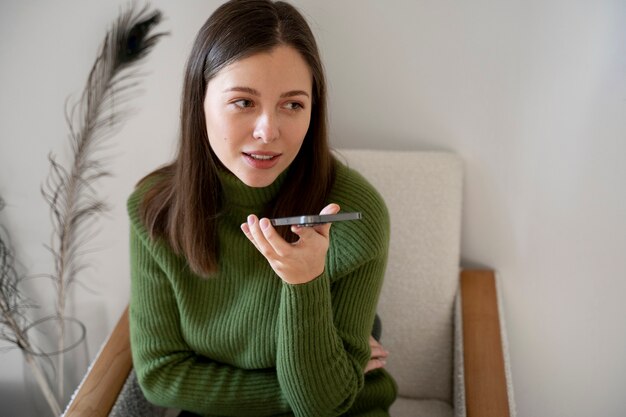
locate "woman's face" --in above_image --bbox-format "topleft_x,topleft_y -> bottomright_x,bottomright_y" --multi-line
204,45 -> 313,188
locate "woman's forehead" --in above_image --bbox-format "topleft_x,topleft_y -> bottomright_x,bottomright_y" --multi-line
210,46 -> 313,96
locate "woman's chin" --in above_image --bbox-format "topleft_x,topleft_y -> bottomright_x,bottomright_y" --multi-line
238,172 -> 280,188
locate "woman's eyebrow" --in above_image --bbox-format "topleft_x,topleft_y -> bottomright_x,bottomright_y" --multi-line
280,90 -> 310,98
223,86 -> 310,98
223,86 -> 260,96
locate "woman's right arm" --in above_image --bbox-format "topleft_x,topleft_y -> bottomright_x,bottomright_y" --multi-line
129,226 -> 291,416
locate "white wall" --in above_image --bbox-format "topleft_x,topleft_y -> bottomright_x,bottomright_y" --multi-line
1,1 -> 625,416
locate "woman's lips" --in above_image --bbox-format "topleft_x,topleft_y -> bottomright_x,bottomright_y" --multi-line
242,151 -> 281,169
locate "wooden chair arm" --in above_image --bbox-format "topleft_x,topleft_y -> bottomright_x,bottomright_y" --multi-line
461,269 -> 511,417
63,306 -> 132,417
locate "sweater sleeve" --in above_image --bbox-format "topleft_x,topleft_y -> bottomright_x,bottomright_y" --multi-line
274,160 -> 392,417
275,255 -> 388,417
129,223 -> 291,416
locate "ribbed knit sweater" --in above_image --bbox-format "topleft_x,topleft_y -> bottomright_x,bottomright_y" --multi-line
128,159 -> 397,417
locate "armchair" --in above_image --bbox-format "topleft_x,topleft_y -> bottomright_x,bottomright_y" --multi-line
63,150 -> 515,417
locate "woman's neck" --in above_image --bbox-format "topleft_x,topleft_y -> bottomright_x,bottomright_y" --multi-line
217,167 -> 287,211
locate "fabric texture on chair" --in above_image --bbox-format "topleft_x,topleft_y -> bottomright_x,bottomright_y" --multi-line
390,397 -> 453,417
109,370 -> 170,417
336,150 -> 463,403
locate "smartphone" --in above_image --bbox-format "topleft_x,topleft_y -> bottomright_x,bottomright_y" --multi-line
270,212 -> 362,227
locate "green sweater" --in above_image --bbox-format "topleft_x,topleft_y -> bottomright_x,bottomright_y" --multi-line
128,160 -> 397,417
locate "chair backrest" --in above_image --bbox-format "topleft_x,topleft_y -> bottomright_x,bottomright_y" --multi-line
337,149 -> 463,402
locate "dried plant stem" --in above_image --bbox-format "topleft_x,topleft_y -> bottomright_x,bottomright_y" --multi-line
24,351 -> 62,416
56,181 -> 76,403
57,315 -> 66,403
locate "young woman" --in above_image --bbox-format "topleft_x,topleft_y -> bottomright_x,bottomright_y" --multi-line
128,1 -> 397,415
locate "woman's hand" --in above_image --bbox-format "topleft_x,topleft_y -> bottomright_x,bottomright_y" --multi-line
365,336 -> 389,373
241,203 -> 340,285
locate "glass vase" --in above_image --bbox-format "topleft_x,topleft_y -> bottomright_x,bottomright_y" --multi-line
22,316 -> 88,417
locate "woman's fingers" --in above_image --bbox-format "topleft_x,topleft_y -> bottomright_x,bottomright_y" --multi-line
365,336 -> 389,374
364,358 -> 387,373
240,204 -> 339,284
240,222 -> 259,250
370,344 -> 388,360
321,203 -> 341,215
246,215 -> 273,257
369,336 -> 389,359
242,215 -> 291,258
313,203 -> 340,238
243,215 -> 275,259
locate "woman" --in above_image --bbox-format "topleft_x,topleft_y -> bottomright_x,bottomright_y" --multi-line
128,1 -> 397,415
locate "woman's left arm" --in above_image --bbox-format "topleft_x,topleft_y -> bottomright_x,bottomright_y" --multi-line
275,257 -> 387,417
242,204 -> 388,416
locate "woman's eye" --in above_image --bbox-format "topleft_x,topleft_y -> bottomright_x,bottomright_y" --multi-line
233,99 -> 253,109
284,102 -> 304,111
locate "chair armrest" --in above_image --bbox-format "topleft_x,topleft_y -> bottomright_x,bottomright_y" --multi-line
460,269 -> 511,417
63,306 -> 132,417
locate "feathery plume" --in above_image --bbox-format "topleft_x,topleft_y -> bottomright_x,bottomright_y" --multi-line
37,3 -> 167,412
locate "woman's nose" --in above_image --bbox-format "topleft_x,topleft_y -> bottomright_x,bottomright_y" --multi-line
253,112 -> 279,143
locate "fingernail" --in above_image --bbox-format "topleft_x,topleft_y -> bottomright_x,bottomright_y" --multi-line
247,215 -> 256,225
260,218 -> 270,230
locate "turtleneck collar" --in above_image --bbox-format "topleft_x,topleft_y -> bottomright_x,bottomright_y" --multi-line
217,167 -> 287,211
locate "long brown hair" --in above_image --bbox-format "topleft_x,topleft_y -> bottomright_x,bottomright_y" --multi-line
137,0 -> 335,277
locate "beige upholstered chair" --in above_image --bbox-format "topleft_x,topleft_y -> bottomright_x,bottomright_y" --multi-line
63,150 -> 515,417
